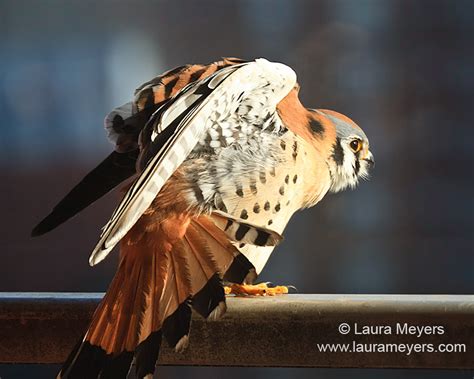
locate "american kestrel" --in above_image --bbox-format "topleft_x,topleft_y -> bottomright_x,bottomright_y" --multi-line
32,57 -> 374,378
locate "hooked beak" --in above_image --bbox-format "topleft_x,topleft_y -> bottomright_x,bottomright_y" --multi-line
364,151 -> 375,168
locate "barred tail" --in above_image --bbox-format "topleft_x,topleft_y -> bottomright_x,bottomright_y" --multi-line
58,213 -> 255,379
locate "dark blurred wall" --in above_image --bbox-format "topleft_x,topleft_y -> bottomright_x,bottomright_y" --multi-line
1,0 -> 473,378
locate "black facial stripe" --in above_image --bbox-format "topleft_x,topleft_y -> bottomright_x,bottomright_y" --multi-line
354,160 -> 360,175
332,137 -> 344,166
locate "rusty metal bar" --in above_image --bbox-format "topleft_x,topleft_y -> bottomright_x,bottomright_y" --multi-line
0,293 -> 472,369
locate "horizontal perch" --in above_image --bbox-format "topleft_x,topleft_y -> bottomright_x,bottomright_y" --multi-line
0,293 -> 472,369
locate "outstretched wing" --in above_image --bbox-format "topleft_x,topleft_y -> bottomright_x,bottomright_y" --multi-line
31,58 -> 245,236
105,57 -> 247,153
31,150 -> 138,237
89,59 -> 297,265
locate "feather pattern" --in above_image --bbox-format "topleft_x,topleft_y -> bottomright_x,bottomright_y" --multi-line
33,59 -> 244,238
31,150 -> 139,236
211,210 -> 283,247
42,57 -> 372,379
59,213 -> 243,378
89,59 -> 297,266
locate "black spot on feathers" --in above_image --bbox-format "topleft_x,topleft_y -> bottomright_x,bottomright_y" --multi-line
235,224 -> 250,240
164,76 -> 180,98
309,117 -> 325,136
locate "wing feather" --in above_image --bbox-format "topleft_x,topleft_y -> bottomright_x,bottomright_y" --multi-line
89,59 -> 297,266
31,150 -> 139,236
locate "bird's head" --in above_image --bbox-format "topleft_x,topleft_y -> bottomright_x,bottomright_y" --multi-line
314,109 -> 374,193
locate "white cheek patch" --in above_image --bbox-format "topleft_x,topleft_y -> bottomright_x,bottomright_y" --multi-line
330,144 -> 361,192
358,160 -> 371,181
343,147 -> 355,177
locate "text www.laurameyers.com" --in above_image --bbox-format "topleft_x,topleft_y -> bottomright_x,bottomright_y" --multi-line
316,322 -> 467,355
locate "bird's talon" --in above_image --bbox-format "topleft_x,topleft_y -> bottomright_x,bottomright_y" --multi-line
224,283 -> 290,296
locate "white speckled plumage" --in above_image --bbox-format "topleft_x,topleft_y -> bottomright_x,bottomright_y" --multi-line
183,129 -> 331,273
90,59 -> 297,266
40,57 -> 373,379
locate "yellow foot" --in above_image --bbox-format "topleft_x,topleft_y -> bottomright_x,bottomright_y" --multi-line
224,282 -> 290,296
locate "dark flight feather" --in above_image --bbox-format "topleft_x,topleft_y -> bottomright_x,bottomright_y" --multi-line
31,150 -> 139,237
100,351 -> 134,379
60,341 -> 107,378
191,274 -> 225,318
162,300 -> 192,348
223,253 -> 257,284
32,60 -> 248,238
134,331 -> 163,378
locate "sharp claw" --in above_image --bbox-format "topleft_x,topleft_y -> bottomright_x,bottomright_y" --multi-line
224,282 -> 292,296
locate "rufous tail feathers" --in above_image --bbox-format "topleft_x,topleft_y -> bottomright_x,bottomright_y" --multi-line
58,213 -> 257,379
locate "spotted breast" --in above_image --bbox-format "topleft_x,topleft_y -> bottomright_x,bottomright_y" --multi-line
176,126 -> 331,274
32,58 -> 373,379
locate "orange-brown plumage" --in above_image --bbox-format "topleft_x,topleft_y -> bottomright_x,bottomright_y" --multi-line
277,88 -> 314,141
32,57 -> 373,378
84,203 -> 237,357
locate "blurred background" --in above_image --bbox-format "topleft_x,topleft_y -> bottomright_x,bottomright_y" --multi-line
1,0 -> 473,378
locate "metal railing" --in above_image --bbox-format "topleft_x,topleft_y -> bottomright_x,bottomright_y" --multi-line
0,293 -> 472,369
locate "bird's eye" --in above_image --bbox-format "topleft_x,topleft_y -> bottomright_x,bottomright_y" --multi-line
349,139 -> 362,153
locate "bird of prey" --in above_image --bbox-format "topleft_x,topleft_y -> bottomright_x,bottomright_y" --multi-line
32,57 -> 374,378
